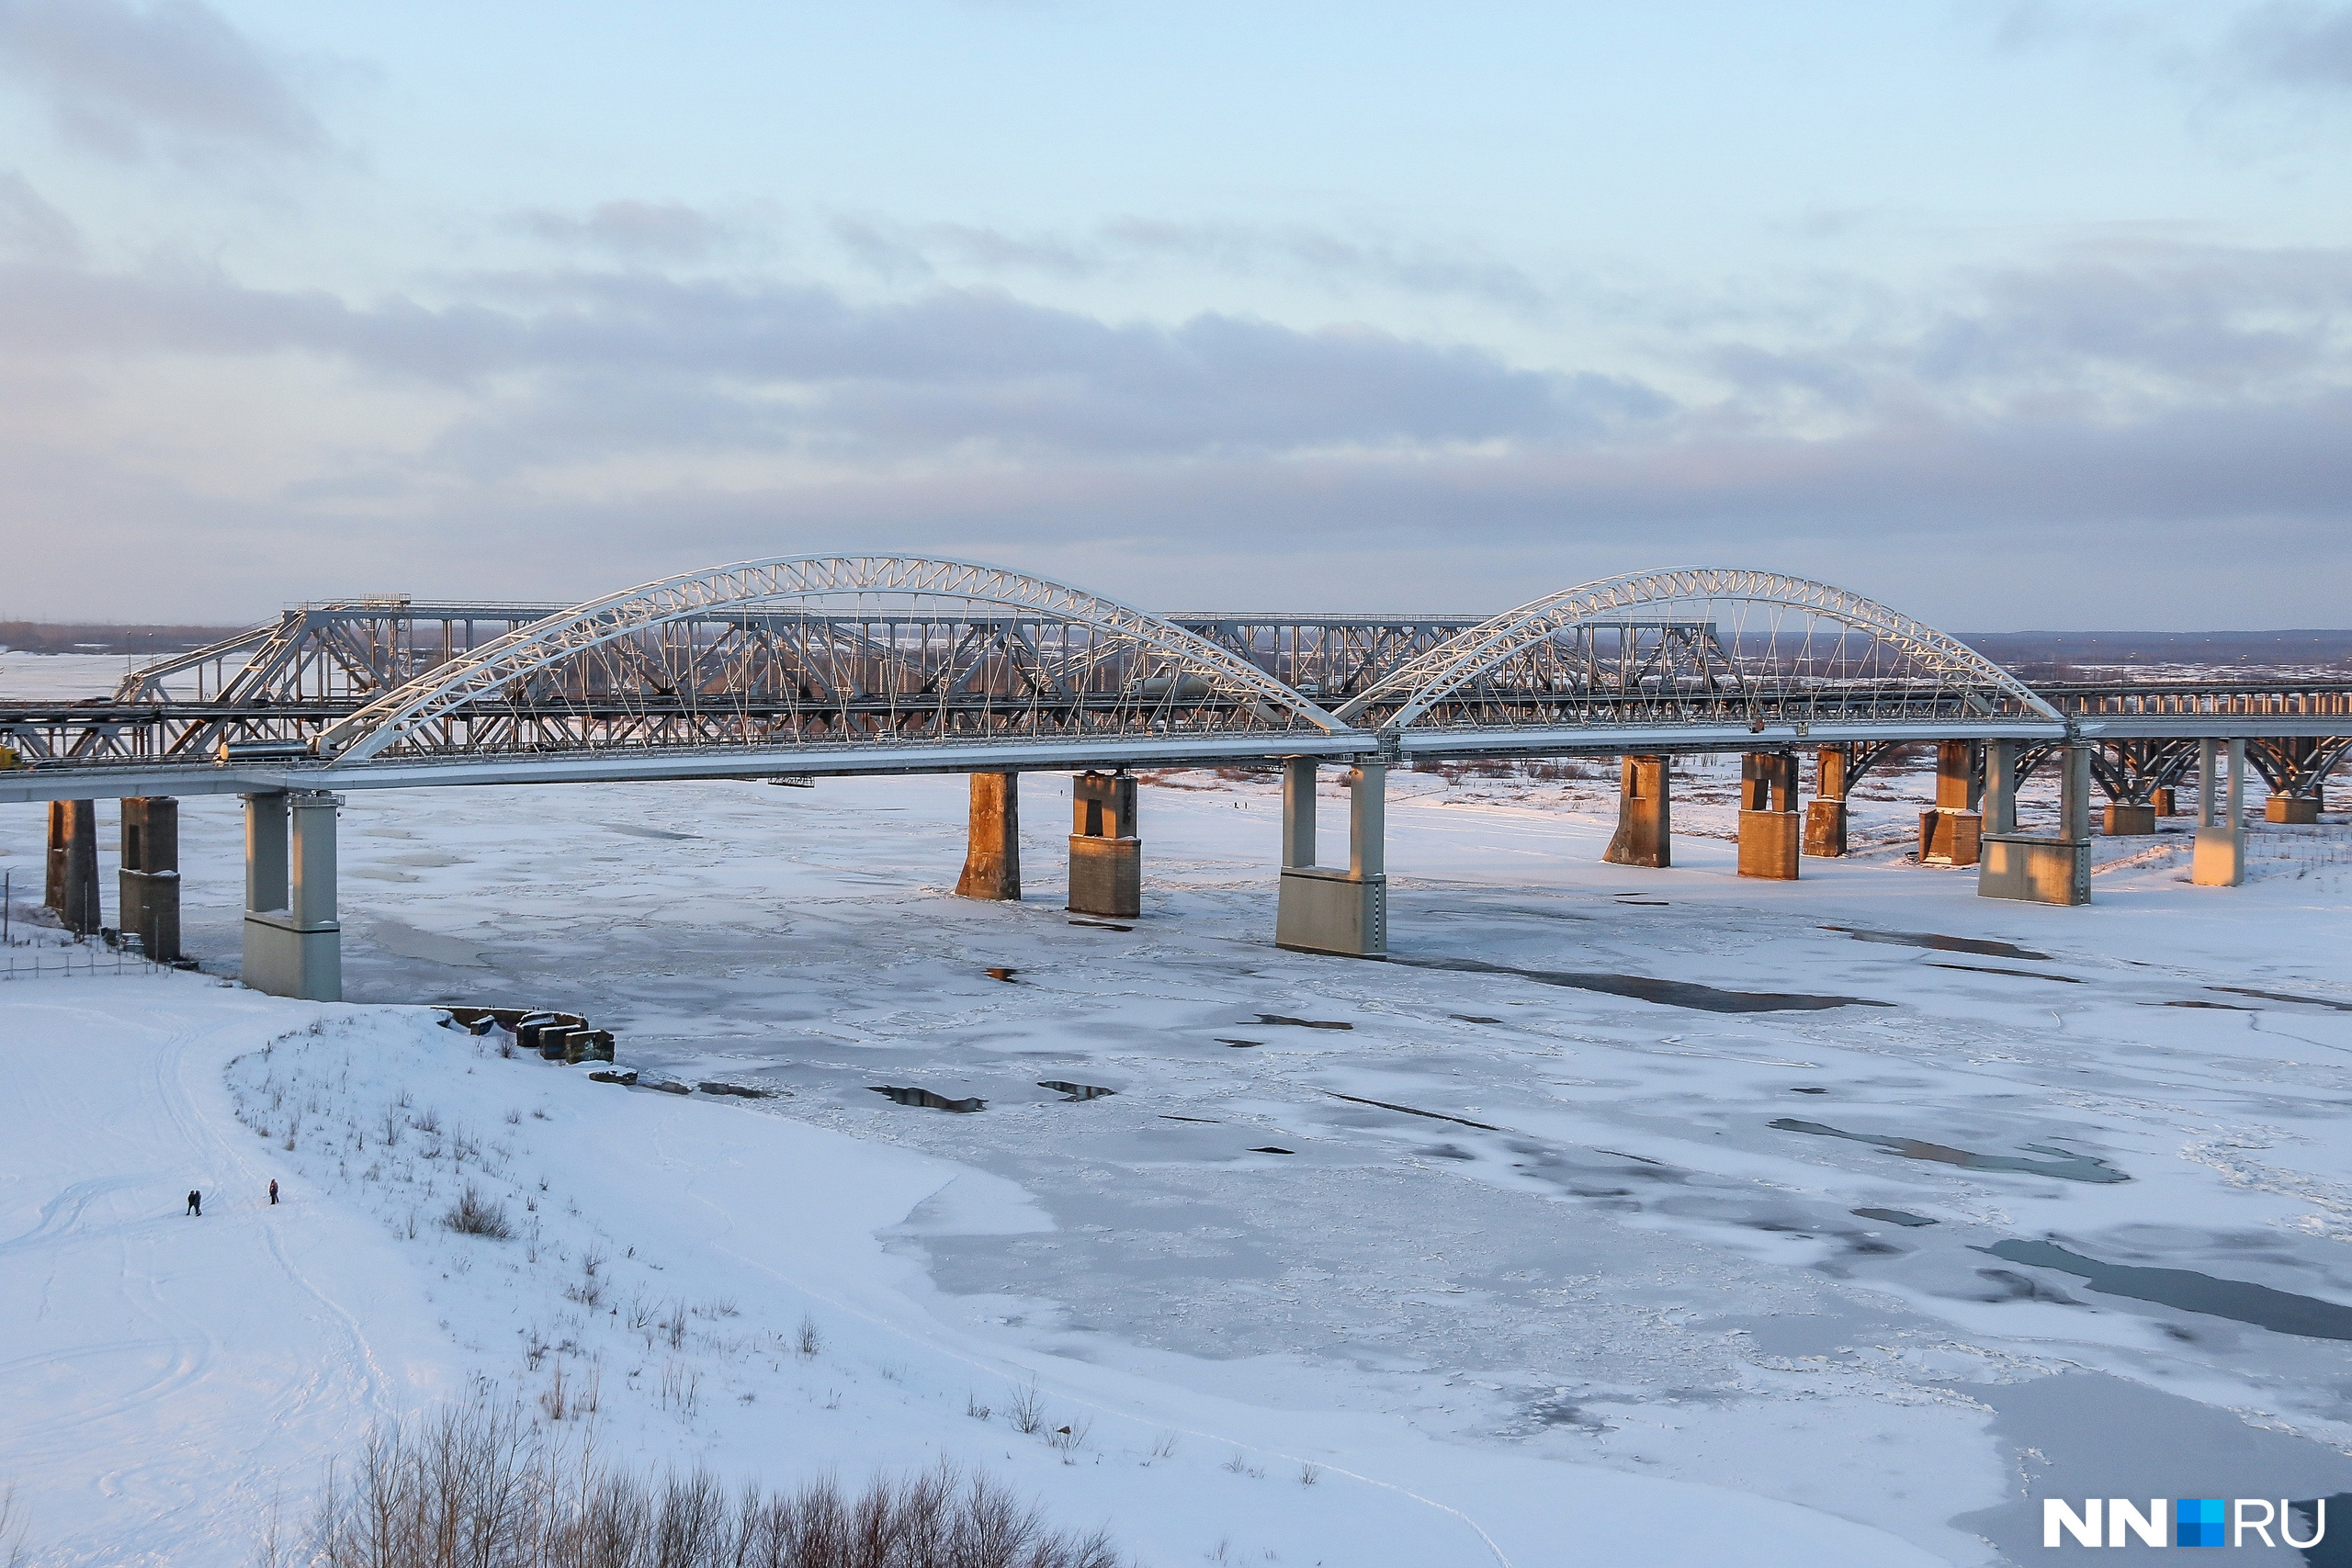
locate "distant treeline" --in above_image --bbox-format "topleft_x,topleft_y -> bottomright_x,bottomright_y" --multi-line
0,621 -> 244,656
1958,630 -> 2352,679
3,619 -> 2348,674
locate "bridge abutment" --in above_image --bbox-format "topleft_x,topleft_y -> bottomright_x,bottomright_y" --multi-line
1804,747 -> 1849,857
119,796 -> 180,962
1919,740 -> 1984,868
1981,741 -> 2092,905
241,790 -> 342,1000
1603,755 -> 1670,868
2192,739 -> 2247,886
956,773 -> 1022,900
1067,771 -> 1140,918
44,798 -> 100,935
1276,758 -> 1386,958
1737,752 -> 1800,879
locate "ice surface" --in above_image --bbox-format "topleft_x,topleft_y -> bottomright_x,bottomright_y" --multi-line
3,652 -> 2351,1564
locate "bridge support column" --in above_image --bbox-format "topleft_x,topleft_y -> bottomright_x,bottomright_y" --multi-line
2266,794 -> 2320,825
1981,743 -> 2091,905
1919,740 -> 1983,867
1603,755 -> 1670,868
2104,802 -> 2156,836
44,799 -> 101,935
956,773 -> 1021,900
1067,771 -> 1140,918
2192,739 -> 2246,887
1276,759 -> 1386,958
1803,747 -> 1848,857
2150,786 -> 2177,818
242,790 -> 342,1000
119,796 -> 181,962
1737,752 -> 1800,879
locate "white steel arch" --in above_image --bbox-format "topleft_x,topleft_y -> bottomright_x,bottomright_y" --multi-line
316,556 -> 1348,762
1336,567 -> 2064,730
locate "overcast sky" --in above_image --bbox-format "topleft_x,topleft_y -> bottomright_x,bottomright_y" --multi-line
2,2 -> 2348,628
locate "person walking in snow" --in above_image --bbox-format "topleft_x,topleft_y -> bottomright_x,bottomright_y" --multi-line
268,1179 -> 278,1206
186,1189 -> 201,1216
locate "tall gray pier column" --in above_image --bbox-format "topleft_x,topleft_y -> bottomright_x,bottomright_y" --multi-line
1275,758 -> 1387,958
242,790 -> 342,999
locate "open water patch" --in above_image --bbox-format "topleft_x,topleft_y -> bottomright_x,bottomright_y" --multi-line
1395,955 -> 1890,1013
1983,1239 -> 2352,1341
601,823 -> 700,840
1823,925 -> 2051,960
1852,1207 -> 1938,1227
2211,986 -> 2352,1013
1038,1080 -> 1115,1101
869,1086 -> 987,1112
1324,1091 -> 1503,1132
1924,962 -> 2082,984
1253,1014 -> 1353,1030
1770,1119 -> 2128,1182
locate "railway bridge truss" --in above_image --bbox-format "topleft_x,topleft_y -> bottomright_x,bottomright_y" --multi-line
3,556 -> 2345,992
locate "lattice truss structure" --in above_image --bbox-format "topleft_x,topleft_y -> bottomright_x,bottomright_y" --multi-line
1338,568 -> 2064,734
313,558 -> 1344,763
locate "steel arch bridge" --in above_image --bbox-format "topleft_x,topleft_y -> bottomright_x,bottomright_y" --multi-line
3,556 -> 2349,803
1336,567 -> 2066,759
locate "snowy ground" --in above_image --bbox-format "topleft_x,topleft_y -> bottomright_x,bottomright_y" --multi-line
5,652 -> 2352,1566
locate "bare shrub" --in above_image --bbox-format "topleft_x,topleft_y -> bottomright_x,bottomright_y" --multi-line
444,1185 -> 514,1239
795,1315 -> 820,1358
301,1394 -> 1123,1567
1008,1380 -> 1046,1436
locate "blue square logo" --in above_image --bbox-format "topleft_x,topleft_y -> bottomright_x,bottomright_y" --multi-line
2177,1498 -> 2225,1547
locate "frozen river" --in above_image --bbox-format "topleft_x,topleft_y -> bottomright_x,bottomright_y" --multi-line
3,652 -> 2350,1564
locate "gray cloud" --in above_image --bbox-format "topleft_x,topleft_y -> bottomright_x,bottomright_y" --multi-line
0,259 -> 1658,464
514,200 -> 730,262
832,214 -> 1550,310
0,0 -> 324,163
0,173 -> 81,262
3,235 -> 2350,626
2231,2 -> 2352,87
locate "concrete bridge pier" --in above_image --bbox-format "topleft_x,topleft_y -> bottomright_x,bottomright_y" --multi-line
956,773 -> 1021,900
1737,752 -> 1800,879
1804,747 -> 1849,857
2150,786 -> 2177,818
1981,742 -> 2091,905
44,799 -> 101,935
2192,739 -> 2247,887
1275,758 -> 1386,958
2267,794 -> 2321,825
241,790 -> 343,1000
1067,770 -> 1140,918
119,796 -> 181,962
1603,755 -> 1671,868
1919,740 -> 1984,867
2104,801 -> 2157,836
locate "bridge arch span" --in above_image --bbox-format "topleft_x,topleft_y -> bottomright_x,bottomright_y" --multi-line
1336,567 -> 2064,736
316,555 -> 1346,763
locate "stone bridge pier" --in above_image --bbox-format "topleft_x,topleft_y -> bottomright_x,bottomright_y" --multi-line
44,798 -> 100,936
1737,752 -> 1800,879
1275,757 -> 1386,958
1603,755 -> 1670,868
242,789 -> 342,1000
1920,740 -> 1984,868
119,796 -> 180,962
1068,770 -> 1140,919
1804,747 -> 1849,857
956,773 -> 1022,900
